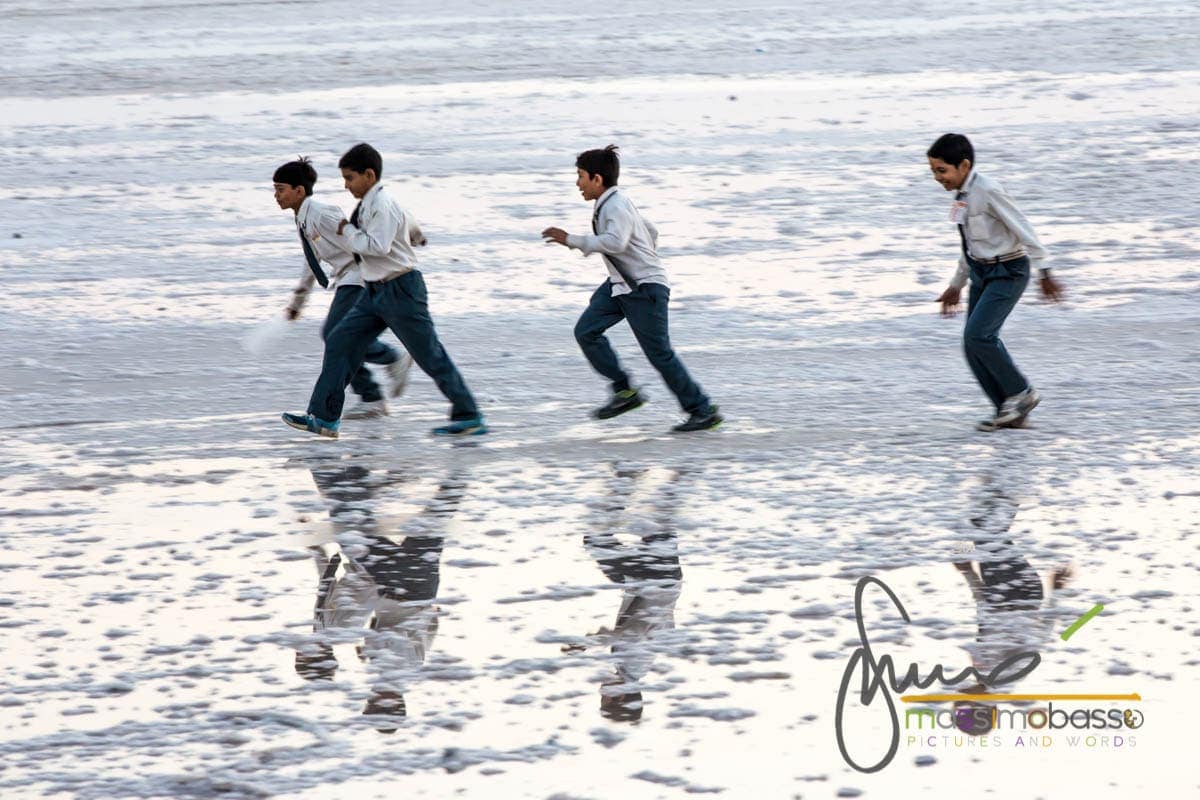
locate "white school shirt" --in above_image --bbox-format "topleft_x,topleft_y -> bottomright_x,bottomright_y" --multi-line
287,197 -> 363,315
339,183 -> 426,283
949,170 -> 1050,289
565,187 -> 669,297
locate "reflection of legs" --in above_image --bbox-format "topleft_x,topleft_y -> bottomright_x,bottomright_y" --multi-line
964,277 -> 1029,410
310,464 -> 374,519
577,466 -> 687,722
308,296 -> 388,421
324,286 -> 394,402
361,601 -> 438,732
621,285 -> 710,414
575,281 -> 632,392
359,473 -> 462,730
374,273 -> 478,420
296,546 -> 341,680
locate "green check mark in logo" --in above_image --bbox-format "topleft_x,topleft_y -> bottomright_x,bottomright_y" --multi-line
1060,603 -> 1104,642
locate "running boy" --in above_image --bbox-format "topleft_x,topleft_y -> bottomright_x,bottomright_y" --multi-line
927,133 -> 1064,431
282,144 -> 485,438
273,157 -> 412,419
542,145 -> 721,432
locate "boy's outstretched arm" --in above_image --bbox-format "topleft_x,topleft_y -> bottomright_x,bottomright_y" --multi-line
286,268 -> 316,320
989,188 -> 1065,303
409,218 -> 427,247
542,207 -> 635,254
570,209 -> 634,255
936,255 -> 969,317
1038,272 -> 1065,302
541,226 -> 568,245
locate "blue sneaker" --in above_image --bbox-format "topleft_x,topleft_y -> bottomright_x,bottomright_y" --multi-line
432,414 -> 487,437
282,412 -> 340,439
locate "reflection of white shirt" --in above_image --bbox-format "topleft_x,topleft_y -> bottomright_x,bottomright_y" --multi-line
950,170 -> 1049,288
339,183 -> 426,282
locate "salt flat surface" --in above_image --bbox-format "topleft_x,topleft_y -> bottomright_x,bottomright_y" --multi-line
1,1 -> 1198,798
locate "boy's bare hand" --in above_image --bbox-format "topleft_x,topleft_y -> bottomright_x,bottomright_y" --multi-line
936,286 -> 962,317
285,307 -> 300,321
1039,273 -> 1065,303
541,226 -> 568,246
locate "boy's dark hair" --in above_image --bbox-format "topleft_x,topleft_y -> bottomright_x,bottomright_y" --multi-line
339,143 -> 383,178
576,144 -> 620,188
273,157 -> 317,197
927,133 -> 974,167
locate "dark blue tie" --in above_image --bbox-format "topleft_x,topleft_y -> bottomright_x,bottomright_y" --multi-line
349,202 -> 363,264
298,224 -> 329,288
955,190 -> 970,258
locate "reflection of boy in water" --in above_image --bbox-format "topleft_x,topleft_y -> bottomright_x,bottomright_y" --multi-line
565,467 -> 686,722
592,535 -> 682,722
951,482 -> 1072,735
294,462 -> 462,732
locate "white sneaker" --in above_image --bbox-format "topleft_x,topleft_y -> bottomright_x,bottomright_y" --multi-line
976,417 -> 1001,432
995,388 -> 1040,425
343,399 -> 390,420
385,353 -> 414,398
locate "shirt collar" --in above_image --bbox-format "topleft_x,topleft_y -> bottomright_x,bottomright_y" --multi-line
361,182 -> 384,206
297,196 -> 313,226
594,186 -> 618,206
959,169 -> 979,196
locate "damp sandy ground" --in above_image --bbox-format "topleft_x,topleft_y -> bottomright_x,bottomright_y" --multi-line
1,1 -> 1198,798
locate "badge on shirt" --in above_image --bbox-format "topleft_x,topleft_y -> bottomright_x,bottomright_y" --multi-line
949,201 -> 968,225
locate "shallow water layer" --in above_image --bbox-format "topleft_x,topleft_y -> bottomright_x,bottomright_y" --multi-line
1,1 -> 1198,798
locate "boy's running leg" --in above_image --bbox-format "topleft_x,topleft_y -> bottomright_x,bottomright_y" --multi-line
964,267 -> 1035,432
574,281 -> 633,392
575,281 -> 648,419
620,284 -> 711,415
307,294 -> 389,423
964,283 -> 1007,411
324,285 -> 390,404
962,272 -> 1030,411
374,272 -> 479,421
